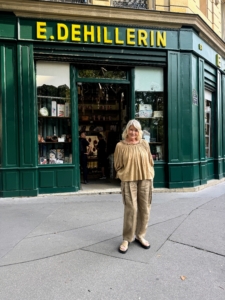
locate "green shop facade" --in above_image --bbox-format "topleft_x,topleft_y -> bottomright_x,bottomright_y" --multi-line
1,12 -> 225,197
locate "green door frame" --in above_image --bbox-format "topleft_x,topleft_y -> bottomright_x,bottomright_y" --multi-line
72,66 -> 133,188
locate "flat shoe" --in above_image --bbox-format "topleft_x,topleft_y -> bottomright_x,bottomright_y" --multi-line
135,238 -> 150,249
118,240 -> 129,254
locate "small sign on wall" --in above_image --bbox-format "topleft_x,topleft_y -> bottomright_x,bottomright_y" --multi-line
192,89 -> 198,106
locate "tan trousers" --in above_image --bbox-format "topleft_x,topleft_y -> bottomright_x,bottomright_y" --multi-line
121,180 -> 152,242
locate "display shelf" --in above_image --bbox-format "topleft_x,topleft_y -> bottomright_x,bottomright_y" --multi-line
135,91 -> 164,160
37,93 -> 72,165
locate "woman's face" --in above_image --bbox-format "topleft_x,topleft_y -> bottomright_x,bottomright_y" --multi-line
127,125 -> 139,140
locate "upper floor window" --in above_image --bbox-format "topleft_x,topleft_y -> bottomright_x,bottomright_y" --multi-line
200,0 -> 208,17
222,1 -> 225,41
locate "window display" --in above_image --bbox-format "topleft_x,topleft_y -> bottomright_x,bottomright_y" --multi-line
204,90 -> 212,158
36,62 -> 72,165
134,67 -> 165,160
78,81 -> 127,178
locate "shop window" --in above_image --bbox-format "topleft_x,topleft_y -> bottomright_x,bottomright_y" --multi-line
78,69 -> 127,80
77,78 -> 128,179
204,90 -> 213,158
36,62 -> 72,165
134,66 -> 165,161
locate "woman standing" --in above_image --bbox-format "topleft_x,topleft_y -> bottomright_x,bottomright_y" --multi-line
114,119 -> 154,254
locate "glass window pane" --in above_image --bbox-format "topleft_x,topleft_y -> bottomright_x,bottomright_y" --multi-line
204,90 -> 212,158
78,68 -> 127,80
135,66 -> 164,92
134,67 -> 165,161
36,62 -> 72,165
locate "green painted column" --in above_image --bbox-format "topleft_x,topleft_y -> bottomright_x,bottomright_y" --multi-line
0,43 -> 18,168
222,74 -> 225,176
214,70 -> 223,179
17,43 -> 38,196
190,55 -> 200,184
0,43 -> 19,196
168,51 -> 201,188
198,58 -> 207,184
70,65 -> 80,190
168,51 -> 180,187
168,51 -> 181,163
130,68 -> 135,119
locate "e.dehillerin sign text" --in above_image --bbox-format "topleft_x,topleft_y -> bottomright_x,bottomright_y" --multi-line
36,22 -> 167,48
19,18 -> 175,49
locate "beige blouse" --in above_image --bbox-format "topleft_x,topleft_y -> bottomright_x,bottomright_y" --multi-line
114,139 -> 154,182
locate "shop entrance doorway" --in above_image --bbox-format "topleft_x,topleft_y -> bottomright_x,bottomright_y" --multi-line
76,67 -> 130,188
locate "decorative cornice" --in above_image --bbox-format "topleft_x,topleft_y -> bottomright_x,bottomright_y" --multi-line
0,0 -> 225,56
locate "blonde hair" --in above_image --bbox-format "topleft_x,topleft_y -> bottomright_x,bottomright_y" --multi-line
122,119 -> 143,141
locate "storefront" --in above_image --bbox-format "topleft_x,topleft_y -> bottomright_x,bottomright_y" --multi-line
0,11 -> 225,197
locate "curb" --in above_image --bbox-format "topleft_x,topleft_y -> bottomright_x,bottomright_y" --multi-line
39,178 -> 225,197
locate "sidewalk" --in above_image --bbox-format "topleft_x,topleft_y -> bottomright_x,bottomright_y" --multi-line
0,182 -> 225,300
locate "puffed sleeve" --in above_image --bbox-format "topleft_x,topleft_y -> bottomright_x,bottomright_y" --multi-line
114,142 -> 124,172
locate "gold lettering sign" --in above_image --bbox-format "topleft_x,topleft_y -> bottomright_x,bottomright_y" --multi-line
115,28 -> 124,45
103,27 -> 112,44
71,24 -> 81,42
138,30 -> 147,47
37,22 -> 47,40
84,25 -> 95,43
157,31 -> 166,47
35,22 -> 167,48
57,23 -> 68,41
126,28 -> 135,45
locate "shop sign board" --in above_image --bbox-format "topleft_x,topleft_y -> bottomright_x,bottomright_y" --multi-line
19,18 -> 179,49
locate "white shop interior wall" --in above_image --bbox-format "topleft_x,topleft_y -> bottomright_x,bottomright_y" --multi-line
204,90 -> 212,101
36,62 -> 70,88
135,66 -> 164,91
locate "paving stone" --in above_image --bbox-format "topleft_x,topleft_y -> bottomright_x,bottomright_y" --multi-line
170,209 -> 225,256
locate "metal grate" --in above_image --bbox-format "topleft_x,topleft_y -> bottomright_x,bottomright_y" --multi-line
112,0 -> 147,9
38,0 -> 88,4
